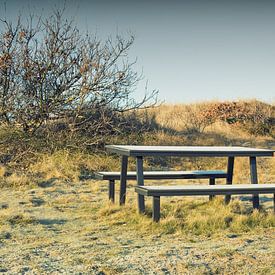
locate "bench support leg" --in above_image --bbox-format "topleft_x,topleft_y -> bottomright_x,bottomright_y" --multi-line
119,156 -> 128,205
136,156 -> 145,213
109,180 -> 115,203
209,178 -> 215,200
153,196 -> 160,222
250,156 -> 260,209
225,157 -> 234,204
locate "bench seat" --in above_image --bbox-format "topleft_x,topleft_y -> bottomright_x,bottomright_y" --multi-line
135,184 -> 275,221
93,170 -> 227,202
93,170 -> 227,180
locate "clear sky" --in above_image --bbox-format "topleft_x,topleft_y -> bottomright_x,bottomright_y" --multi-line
1,0 -> 274,103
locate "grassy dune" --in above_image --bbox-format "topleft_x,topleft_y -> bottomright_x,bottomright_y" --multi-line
0,100 -> 274,273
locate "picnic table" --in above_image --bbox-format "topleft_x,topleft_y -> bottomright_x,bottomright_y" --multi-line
106,145 -> 274,212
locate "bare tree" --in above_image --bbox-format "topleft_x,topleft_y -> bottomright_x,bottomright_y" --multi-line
0,9 -> 158,133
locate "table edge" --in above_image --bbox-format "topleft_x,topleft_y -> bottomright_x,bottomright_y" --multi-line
105,146 -> 274,157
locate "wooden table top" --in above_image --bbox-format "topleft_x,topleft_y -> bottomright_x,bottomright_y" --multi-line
106,145 -> 274,157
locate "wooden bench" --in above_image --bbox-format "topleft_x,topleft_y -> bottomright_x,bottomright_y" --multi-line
94,170 -> 228,202
135,184 -> 275,222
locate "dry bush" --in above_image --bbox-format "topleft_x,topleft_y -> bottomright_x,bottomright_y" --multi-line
0,9 -> 158,134
0,100 -> 274,186
203,100 -> 275,137
148,100 -> 274,137
148,103 -> 214,133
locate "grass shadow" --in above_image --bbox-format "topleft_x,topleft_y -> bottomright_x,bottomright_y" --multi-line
38,218 -> 67,225
239,196 -> 273,202
37,177 -> 59,188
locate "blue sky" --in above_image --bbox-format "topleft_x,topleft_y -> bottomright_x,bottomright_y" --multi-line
1,0 -> 274,103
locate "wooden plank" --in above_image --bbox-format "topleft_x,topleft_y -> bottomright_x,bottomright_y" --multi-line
225,157 -> 234,204
106,145 -> 274,157
93,170 -> 228,180
136,156 -> 145,213
250,156 -> 260,209
135,184 -> 275,197
137,184 -> 275,191
152,196 -> 160,222
119,156 -> 128,205
108,180 -> 115,203
138,184 -> 275,222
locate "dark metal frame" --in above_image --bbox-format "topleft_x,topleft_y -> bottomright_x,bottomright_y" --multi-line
108,179 -> 115,203
105,146 -> 274,211
250,156 -> 260,208
209,178 -> 216,200
136,156 -> 145,213
225,157 -> 235,204
119,156 -> 128,205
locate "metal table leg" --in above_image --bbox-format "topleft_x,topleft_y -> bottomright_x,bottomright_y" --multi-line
109,179 -> 115,202
250,156 -> 260,209
225,156 -> 234,204
119,156 -> 128,205
136,156 -> 145,213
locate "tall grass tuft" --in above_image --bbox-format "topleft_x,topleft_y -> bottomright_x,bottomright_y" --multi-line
95,196 -> 275,236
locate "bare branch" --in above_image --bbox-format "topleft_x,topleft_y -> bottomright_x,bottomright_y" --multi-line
0,8 -> 158,134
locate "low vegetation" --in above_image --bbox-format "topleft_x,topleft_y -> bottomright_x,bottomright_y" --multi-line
0,99 -> 274,184
0,99 -> 274,273
0,179 -> 274,273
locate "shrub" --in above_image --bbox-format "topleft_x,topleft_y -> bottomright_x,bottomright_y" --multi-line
203,100 -> 274,136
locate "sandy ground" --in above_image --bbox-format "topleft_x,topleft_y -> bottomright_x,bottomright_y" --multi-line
0,180 -> 274,274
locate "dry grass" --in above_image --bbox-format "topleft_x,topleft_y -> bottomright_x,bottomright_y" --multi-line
147,99 -> 274,137
0,100 -> 274,273
29,150 -> 119,182
0,100 -> 274,184
0,166 -> 6,178
4,173 -> 31,187
97,190 -> 275,236
0,180 -> 274,273
0,102 -> 273,187
147,102 -> 213,132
